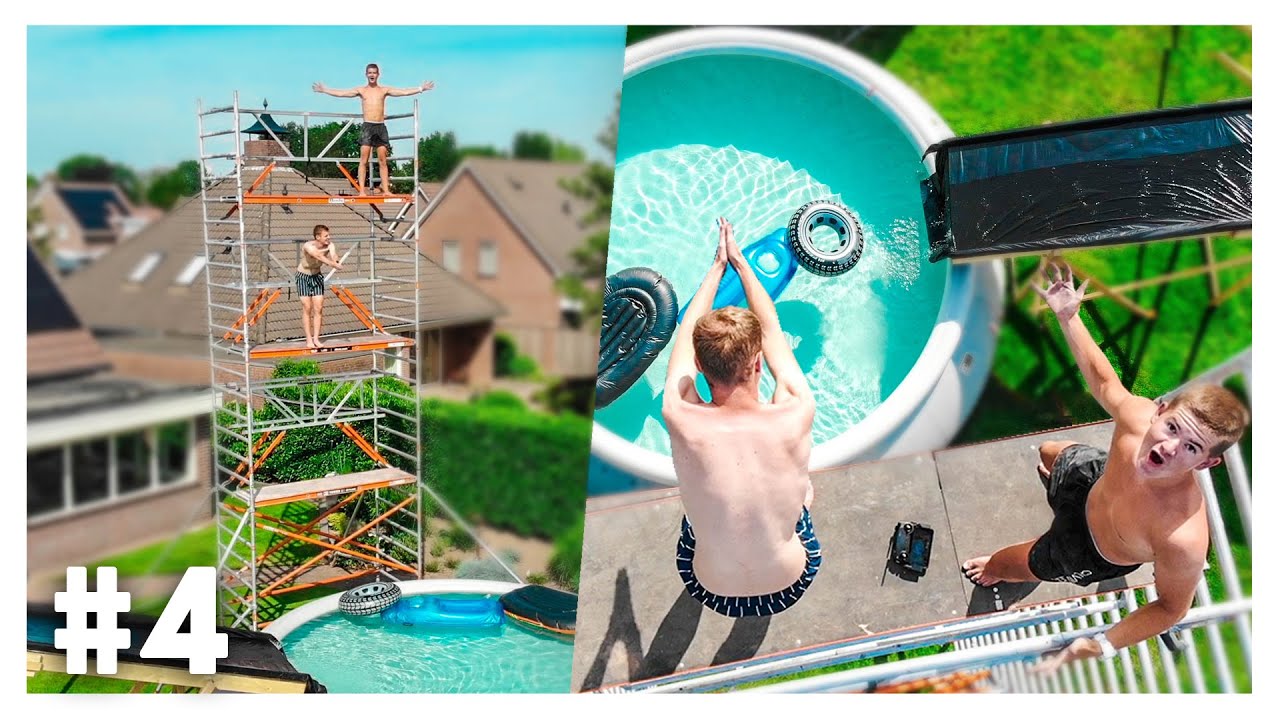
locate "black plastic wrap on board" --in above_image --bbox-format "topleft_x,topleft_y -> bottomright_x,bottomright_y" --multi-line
923,98 -> 1252,262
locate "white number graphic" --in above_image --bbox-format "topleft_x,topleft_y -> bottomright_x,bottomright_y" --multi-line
139,567 -> 229,674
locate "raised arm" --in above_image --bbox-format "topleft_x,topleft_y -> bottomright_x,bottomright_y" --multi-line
1036,262 -> 1131,416
387,81 -> 435,97
724,220 -> 812,406
312,82 -> 360,98
664,221 -> 730,407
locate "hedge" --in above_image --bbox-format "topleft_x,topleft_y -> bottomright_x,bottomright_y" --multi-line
422,398 -> 590,540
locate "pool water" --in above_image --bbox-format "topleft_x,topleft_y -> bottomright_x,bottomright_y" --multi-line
280,595 -> 573,693
596,52 -> 947,456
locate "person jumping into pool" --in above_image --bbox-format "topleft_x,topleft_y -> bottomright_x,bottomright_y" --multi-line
962,262 -> 1249,672
663,217 -> 821,618
313,64 -> 434,196
296,224 -> 344,350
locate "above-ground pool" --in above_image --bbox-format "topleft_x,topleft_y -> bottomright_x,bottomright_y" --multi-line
270,581 -> 573,693
592,28 -> 1004,488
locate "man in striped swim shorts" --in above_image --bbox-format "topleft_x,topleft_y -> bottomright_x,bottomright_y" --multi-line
296,224 -> 344,349
662,218 -> 821,618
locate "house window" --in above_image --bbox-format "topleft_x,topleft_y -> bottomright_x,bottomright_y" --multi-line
442,241 -> 461,274
27,448 -> 64,517
115,432 -> 150,494
478,241 -> 498,278
71,439 -> 110,505
27,420 -> 197,522
157,421 -> 191,485
128,251 -> 164,283
175,255 -> 207,286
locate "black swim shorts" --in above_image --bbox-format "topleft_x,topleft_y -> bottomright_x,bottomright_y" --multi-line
675,507 -> 823,617
1028,444 -> 1142,586
360,122 -> 391,149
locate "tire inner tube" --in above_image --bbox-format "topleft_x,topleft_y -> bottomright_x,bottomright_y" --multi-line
338,581 -> 402,616
788,200 -> 864,276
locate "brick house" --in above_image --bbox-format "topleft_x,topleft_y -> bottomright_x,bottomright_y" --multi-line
416,157 -> 602,380
27,247 -> 211,586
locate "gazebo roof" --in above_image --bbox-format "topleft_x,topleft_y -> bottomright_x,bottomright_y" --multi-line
242,112 -> 290,137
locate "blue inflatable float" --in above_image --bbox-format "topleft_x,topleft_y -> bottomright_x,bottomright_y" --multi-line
381,595 -> 505,629
677,227 -> 799,322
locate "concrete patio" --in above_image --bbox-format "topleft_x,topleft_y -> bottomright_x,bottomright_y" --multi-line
572,421 -> 1153,691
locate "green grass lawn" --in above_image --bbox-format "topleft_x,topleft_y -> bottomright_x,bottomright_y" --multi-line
876,25 -> 1253,441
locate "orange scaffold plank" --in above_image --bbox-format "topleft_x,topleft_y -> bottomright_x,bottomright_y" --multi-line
248,333 -> 414,359
240,194 -> 412,205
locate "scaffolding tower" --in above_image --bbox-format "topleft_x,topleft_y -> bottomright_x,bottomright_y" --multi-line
196,93 -> 424,630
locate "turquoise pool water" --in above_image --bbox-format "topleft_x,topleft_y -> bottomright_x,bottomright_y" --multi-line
596,52 -> 948,456
281,594 -> 573,693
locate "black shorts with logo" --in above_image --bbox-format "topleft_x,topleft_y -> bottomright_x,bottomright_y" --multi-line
1027,444 -> 1142,586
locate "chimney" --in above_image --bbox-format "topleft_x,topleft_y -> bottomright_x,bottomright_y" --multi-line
243,99 -> 290,167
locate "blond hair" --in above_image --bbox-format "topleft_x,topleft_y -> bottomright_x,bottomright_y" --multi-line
693,307 -> 762,387
1166,384 -> 1250,456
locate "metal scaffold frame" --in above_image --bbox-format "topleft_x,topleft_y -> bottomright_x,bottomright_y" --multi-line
196,92 -> 424,630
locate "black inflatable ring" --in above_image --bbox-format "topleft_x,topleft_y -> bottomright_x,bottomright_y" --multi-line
787,200 -> 864,276
596,267 -> 678,409
338,581 -> 402,616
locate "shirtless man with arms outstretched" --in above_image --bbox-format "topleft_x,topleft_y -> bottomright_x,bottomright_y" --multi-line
313,64 -> 434,196
963,263 -> 1249,671
663,218 -> 821,618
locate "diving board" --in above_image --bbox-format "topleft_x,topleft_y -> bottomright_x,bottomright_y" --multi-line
573,422 -> 1154,692
240,467 -> 416,508
924,98 -> 1252,262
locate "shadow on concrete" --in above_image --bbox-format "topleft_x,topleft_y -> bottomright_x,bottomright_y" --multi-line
578,568 -> 772,691
965,581 -> 1040,616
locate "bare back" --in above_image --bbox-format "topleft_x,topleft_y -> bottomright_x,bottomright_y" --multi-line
356,86 -> 392,122
666,397 -> 813,596
1088,396 -> 1209,569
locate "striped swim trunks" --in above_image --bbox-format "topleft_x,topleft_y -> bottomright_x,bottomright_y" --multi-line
295,271 -> 325,297
675,507 -> 823,618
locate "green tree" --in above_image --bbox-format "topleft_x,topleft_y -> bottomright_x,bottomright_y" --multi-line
56,154 -> 142,204
551,140 -> 586,163
144,160 -> 201,210
459,145 -> 505,159
27,174 -> 37,190
285,121 -> 359,180
556,93 -> 617,327
513,131 -> 554,160
419,130 -> 461,181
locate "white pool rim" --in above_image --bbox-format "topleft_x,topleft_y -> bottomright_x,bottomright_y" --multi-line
266,579 -> 524,640
591,27 -> 1001,486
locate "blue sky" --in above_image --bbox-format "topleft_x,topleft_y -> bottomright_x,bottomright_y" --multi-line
27,26 -> 624,175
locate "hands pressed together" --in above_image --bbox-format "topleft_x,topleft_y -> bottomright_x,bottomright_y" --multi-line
713,216 -> 746,270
